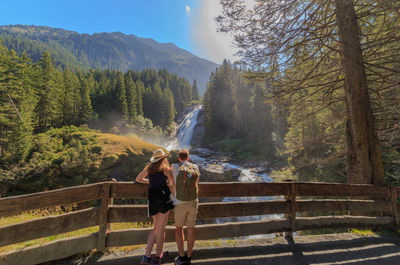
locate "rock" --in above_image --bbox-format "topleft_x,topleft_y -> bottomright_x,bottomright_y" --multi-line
200,164 -> 224,182
251,166 -> 270,174
190,108 -> 205,147
224,167 -> 241,181
199,163 -> 241,182
190,147 -> 214,158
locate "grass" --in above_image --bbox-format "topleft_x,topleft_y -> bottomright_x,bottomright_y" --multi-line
98,133 -> 159,157
351,228 -> 376,236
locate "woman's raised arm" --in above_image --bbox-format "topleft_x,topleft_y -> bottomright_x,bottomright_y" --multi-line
135,166 -> 149,184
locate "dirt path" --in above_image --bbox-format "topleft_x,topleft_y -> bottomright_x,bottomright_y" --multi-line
51,233 -> 400,265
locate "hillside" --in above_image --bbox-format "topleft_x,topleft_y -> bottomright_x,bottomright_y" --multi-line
0,25 -> 217,95
0,126 -> 167,196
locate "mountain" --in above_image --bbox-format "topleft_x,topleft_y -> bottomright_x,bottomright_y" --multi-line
0,25 -> 217,95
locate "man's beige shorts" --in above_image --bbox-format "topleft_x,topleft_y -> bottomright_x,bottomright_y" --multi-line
174,200 -> 198,227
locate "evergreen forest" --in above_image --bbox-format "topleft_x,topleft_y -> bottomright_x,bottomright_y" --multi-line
0,41 -> 199,166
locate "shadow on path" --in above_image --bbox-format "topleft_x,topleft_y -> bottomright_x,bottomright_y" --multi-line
54,235 -> 400,265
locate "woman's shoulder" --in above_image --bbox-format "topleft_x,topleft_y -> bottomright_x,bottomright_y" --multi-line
162,165 -> 172,171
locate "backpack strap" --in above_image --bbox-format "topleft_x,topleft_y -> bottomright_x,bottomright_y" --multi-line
180,162 -> 196,189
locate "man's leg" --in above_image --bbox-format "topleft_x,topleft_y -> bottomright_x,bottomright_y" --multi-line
186,227 -> 195,258
174,203 -> 187,257
175,226 -> 185,257
186,201 -> 198,259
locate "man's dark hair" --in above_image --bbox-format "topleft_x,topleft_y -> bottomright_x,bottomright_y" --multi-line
178,149 -> 189,161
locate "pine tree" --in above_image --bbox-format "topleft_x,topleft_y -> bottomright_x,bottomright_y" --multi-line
0,42 -> 35,161
115,72 -> 128,122
160,88 -> 175,128
124,73 -> 137,123
77,75 -> 93,125
34,52 -> 58,131
61,68 -> 75,125
249,83 -> 273,151
135,80 -> 144,116
192,79 -> 200,101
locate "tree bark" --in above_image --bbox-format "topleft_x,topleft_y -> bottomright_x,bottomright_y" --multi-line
335,0 -> 385,185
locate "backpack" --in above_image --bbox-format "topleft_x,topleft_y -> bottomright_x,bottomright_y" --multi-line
176,162 -> 200,201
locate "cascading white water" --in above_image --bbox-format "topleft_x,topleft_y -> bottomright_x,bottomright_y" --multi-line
165,106 -> 202,151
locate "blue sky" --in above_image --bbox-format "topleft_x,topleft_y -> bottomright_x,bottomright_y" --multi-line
0,0 -> 239,63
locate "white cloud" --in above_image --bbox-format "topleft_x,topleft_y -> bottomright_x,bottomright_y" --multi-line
190,0 -> 255,64
185,5 -> 191,16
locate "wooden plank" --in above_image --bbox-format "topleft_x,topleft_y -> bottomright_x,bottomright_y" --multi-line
0,183 -> 103,217
111,182 -> 147,199
106,219 -> 291,247
285,182 -> 296,238
0,233 -> 97,265
112,182 -> 289,199
109,205 -> 149,222
0,207 -> 98,247
199,182 -> 289,197
97,182 -> 113,251
296,183 -> 389,198
296,199 -> 392,215
108,201 -> 289,223
197,201 -> 289,220
390,186 -> 400,230
296,216 -> 394,231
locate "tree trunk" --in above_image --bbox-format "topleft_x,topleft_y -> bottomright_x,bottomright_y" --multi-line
335,0 -> 385,185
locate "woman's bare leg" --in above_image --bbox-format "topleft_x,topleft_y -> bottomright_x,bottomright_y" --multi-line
155,211 -> 170,257
145,214 -> 160,256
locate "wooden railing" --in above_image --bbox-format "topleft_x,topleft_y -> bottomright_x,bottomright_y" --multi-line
0,181 -> 399,265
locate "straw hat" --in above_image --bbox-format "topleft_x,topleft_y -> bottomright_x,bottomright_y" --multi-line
150,149 -> 169,163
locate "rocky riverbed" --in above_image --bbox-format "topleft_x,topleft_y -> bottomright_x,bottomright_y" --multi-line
190,147 -> 271,183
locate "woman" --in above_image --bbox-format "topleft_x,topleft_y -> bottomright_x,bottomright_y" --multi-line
136,149 -> 174,265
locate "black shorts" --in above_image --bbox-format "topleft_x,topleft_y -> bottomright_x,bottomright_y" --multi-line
148,185 -> 174,216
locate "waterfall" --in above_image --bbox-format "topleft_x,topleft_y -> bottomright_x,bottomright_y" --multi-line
165,105 -> 280,237
166,106 -> 202,150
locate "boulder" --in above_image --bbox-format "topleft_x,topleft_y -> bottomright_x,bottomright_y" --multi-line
199,164 -> 241,182
190,147 -> 214,158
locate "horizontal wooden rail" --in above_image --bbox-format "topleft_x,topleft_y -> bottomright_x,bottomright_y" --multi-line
198,182 -> 289,197
295,183 -> 390,198
296,216 -> 394,230
296,199 -> 393,215
0,207 -> 99,247
106,219 -> 291,247
0,183 -> 103,217
108,200 -> 289,223
0,233 -> 98,265
106,216 -> 394,248
111,182 -> 290,199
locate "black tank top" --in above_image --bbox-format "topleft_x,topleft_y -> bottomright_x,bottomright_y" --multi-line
148,171 -> 168,188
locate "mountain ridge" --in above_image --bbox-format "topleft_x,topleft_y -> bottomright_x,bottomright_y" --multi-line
0,24 -> 217,95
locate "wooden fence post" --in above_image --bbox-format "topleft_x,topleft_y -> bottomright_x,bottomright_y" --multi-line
284,182 -> 296,238
97,180 -> 115,251
389,186 -> 399,231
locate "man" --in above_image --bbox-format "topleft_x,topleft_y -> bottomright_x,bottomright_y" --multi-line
172,149 -> 200,265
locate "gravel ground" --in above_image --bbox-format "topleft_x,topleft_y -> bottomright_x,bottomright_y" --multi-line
48,233 -> 400,265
